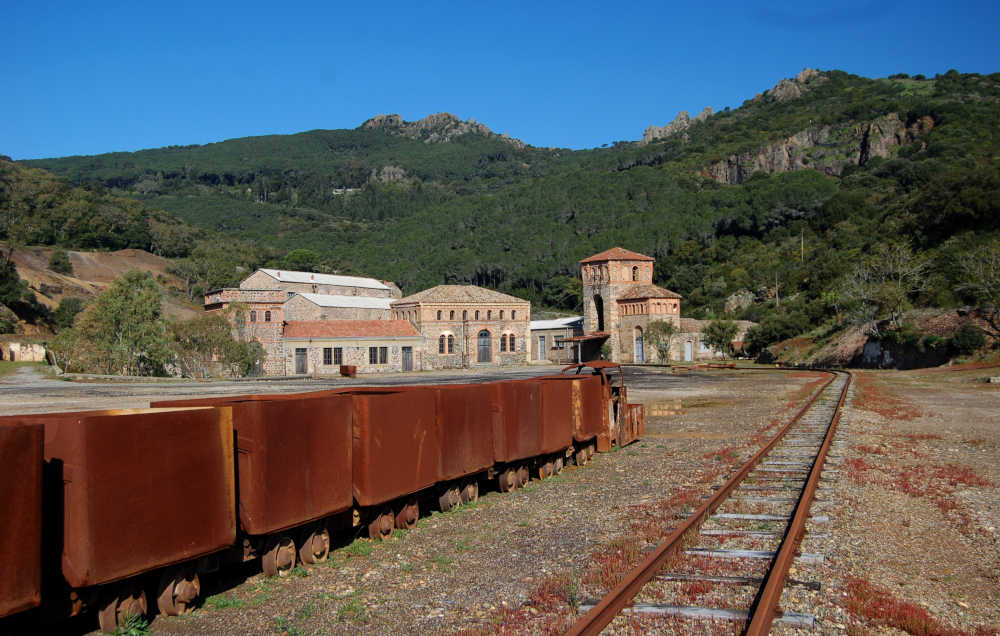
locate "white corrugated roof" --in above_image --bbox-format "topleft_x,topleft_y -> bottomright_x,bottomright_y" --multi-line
530,316 -> 583,330
258,269 -> 389,290
295,293 -> 394,310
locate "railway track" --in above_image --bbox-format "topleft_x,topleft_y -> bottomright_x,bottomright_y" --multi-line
567,370 -> 851,635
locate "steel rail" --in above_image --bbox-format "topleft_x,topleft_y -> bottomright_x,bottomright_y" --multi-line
744,371 -> 850,634
564,370 -> 838,636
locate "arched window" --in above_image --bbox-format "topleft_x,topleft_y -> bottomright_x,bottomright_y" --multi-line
250,310 -> 257,322
499,310 -> 504,320
265,310 -> 272,322
487,310 -> 492,320
475,310 -> 480,320
508,333 -> 515,351
437,310 -> 442,320
477,330 -> 491,363
500,334 -> 507,352
632,265 -> 639,281
511,310 -> 516,320
463,310 -> 468,320
447,334 -> 454,353
635,326 -> 645,363
439,335 -> 446,354
450,310 -> 455,320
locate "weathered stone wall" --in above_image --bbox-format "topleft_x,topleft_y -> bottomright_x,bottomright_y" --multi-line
283,295 -> 390,321
239,271 -> 392,298
530,327 -> 580,364
0,341 -> 47,362
581,258 -> 655,362
283,338 -> 422,375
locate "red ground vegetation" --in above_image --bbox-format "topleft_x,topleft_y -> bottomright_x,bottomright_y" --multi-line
843,576 -> 997,636
853,372 -> 923,420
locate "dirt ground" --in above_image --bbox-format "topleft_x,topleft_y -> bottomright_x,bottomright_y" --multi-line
4,365 -> 997,635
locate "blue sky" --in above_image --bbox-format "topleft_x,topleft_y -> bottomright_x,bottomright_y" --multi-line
4,0 -> 998,159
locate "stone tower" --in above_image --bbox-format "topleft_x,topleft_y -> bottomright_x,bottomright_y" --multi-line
580,248 -> 656,361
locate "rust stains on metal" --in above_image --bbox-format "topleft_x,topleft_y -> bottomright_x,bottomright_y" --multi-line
0,422 -> 43,618
745,373 -> 851,635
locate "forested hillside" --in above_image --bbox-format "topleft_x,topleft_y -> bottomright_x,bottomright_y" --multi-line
10,69 -> 1000,355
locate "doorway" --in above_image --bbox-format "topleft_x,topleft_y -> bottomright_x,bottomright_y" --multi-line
477,330 -> 491,363
635,327 -> 644,363
295,348 -> 307,374
402,346 -> 413,371
537,335 -> 546,361
684,341 -> 693,362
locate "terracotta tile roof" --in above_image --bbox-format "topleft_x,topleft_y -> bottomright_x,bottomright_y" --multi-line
283,320 -> 420,339
617,284 -> 682,300
393,285 -> 529,306
579,247 -> 654,263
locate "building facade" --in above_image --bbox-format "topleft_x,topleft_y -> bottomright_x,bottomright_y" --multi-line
391,285 -> 531,369
282,293 -> 392,321
204,269 -> 405,376
580,247 -> 681,363
282,321 -> 422,375
529,316 -> 583,364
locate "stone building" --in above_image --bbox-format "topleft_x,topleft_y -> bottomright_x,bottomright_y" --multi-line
580,247 -> 681,363
672,318 -> 756,362
282,321 -> 422,375
282,293 -> 392,321
238,269 -> 399,298
204,268 -> 405,376
0,340 -> 47,362
390,285 -> 531,369
529,316 -> 583,364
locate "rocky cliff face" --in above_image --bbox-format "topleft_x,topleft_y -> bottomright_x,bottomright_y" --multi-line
702,112 -> 934,185
361,112 -> 526,148
753,68 -> 825,103
641,107 -> 713,144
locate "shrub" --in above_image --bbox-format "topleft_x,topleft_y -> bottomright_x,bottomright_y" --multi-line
48,249 -> 73,275
949,323 -> 986,354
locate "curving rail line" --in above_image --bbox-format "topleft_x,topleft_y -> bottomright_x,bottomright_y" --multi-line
566,369 -> 851,635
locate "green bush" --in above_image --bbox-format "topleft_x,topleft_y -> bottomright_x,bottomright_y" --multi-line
48,249 -> 73,275
949,323 -> 986,354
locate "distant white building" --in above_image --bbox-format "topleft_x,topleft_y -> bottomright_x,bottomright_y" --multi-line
529,316 -> 583,364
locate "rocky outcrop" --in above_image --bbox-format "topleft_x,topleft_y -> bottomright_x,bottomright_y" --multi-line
753,68 -> 824,103
361,112 -> 526,148
702,112 -> 935,185
641,107 -> 713,144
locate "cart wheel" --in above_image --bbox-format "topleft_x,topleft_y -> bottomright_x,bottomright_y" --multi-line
156,565 -> 200,616
438,486 -> 460,512
554,457 -> 565,473
262,535 -> 296,577
97,580 -> 147,633
367,507 -> 394,540
395,498 -> 419,529
298,524 -> 331,565
498,468 -> 517,493
516,465 -> 529,487
460,480 -> 479,504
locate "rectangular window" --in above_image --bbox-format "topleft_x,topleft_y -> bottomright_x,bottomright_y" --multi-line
323,347 -> 332,365
369,347 -> 378,364
500,336 -> 507,352
334,347 -> 343,365
554,336 -> 564,350
379,346 -> 388,364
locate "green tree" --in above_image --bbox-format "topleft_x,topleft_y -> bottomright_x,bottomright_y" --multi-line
702,319 -> 739,359
645,320 -> 678,362
283,248 -> 319,271
48,248 -> 73,275
52,297 -> 85,330
956,240 -> 1000,338
53,270 -> 171,375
